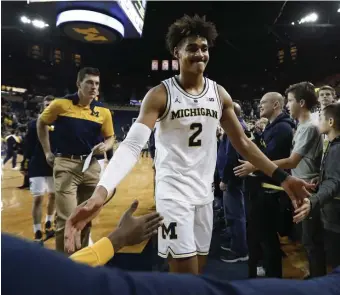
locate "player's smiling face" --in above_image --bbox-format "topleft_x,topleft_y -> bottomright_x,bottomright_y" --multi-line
175,36 -> 209,74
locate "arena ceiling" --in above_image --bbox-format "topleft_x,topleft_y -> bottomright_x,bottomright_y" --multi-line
1,1 -> 340,95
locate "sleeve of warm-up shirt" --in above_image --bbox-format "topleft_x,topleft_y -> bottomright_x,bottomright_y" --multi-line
3,233 -> 340,295
310,147 -> 340,211
70,237 -> 114,267
101,108 -> 114,138
39,99 -> 65,125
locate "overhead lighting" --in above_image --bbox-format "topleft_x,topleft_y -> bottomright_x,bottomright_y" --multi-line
32,19 -> 49,28
338,8 -> 340,13
20,15 -> 49,28
291,22 -> 295,25
298,12 -> 318,24
20,16 -> 31,24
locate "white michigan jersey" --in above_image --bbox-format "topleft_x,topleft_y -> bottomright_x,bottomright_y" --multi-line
154,76 -> 222,205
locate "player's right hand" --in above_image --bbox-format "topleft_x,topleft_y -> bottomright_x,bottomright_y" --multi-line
281,176 -> 314,209
64,196 -> 105,253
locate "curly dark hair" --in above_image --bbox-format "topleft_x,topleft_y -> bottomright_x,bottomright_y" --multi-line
166,14 -> 218,54
285,81 -> 318,110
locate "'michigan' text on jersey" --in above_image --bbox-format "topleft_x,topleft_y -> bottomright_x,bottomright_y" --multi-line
154,76 -> 222,205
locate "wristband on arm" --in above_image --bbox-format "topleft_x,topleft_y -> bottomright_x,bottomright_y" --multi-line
271,167 -> 289,184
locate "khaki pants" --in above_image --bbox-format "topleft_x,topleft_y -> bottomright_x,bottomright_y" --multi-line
53,157 -> 101,253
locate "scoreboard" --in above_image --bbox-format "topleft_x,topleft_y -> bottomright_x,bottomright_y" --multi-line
117,0 -> 146,36
29,0 -> 147,43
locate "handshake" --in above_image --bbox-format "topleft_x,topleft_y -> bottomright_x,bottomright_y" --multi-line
64,197 -> 163,254
233,160 -> 318,224
293,176 -> 319,224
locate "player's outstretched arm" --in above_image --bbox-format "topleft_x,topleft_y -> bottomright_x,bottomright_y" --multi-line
95,84 -> 167,201
217,85 -> 314,205
64,85 -> 167,253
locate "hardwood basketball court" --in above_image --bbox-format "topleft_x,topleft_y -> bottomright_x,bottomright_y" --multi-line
1,155 -> 155,253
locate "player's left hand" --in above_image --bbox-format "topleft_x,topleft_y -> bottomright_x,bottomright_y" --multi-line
234,160 -> 256,177
293,198 -> 311,223
281,176 -> 314,208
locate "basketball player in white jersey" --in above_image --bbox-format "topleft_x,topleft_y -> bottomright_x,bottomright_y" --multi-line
64,15 -> 314,275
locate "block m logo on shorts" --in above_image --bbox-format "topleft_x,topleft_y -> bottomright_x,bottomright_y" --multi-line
161,222 -> 177,240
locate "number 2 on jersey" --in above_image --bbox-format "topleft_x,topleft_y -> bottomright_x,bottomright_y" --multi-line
189,123 -> 202,147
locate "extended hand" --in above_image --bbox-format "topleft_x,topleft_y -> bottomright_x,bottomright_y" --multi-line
114,200 -> 163,248
293,198 -> 311,223
281,176 -> 314,208
64,196 -> 105,253
233,160 -> 256,177
310,176 -> 320,190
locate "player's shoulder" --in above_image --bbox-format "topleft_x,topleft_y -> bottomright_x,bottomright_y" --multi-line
161,76 -> 174,85
145,83 -> 168,100
140,84 -> 168,112
212,82 -> 232,106
214,82 -> 227,93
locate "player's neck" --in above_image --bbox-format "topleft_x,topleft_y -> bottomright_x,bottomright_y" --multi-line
298,109 -> 311,124
78,91 -> 93,107
177,72 -> 204,90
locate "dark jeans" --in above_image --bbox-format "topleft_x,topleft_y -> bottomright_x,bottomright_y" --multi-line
324,230 -> 340,270
223,186 -> 248,255
248,189 -> 284,278
4,150 -> 17,168
302,209 -> 327,277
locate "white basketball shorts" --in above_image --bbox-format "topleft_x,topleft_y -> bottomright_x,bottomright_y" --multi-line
29,177 -> 55,197
156,198 -> 213,259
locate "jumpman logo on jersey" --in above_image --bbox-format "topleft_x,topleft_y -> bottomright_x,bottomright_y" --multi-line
175,97 -> 181,103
